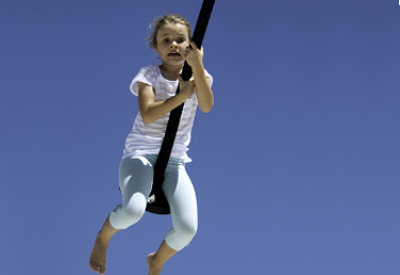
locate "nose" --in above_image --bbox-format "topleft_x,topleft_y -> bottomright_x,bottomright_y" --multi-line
170,40 -> 178,47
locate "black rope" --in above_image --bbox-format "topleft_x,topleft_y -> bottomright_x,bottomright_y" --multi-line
146,0 -> 216,214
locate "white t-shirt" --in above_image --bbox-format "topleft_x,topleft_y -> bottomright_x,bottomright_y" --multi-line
122,65 -> 213,162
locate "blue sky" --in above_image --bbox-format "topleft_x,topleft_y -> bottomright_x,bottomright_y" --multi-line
1,0 -> 399,274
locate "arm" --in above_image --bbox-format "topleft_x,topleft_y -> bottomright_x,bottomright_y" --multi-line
185,41 -> 214,113
138,82 -> 194,124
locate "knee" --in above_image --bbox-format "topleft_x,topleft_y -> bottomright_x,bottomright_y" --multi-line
122,202 -> 146,225
179,223 -> 198,241
166,222 -> 198,250
110,194 -> 147,229
111,206 -> 145,230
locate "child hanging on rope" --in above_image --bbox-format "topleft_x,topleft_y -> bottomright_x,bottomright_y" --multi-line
89,13 -> 214,275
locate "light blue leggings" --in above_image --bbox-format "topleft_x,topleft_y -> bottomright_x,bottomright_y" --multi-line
109,155 -> 198,251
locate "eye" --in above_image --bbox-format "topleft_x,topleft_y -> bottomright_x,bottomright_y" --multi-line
163,38 -> 170,43
177,38 -> 185,43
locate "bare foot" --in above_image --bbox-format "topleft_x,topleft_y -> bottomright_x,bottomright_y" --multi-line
147,253 -> 162,275
89,236 -> 108,274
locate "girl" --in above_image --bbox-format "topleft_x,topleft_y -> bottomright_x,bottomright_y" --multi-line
89,14 -> 214,275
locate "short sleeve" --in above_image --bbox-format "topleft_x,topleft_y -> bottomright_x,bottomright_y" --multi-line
130,66 -> 157,96
204,69 -> 213,87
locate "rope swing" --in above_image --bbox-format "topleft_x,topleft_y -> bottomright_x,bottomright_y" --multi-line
146,0 -> 216,215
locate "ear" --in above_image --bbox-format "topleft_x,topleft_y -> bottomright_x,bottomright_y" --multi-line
154,44 -> 159,54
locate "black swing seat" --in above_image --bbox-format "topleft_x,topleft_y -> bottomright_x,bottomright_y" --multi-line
146,189 -> 170,214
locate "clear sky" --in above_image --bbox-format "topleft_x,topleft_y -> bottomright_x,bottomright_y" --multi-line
1,0 -> 399,274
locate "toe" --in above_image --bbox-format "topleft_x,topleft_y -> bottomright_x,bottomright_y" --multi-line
89,260 -> 100,273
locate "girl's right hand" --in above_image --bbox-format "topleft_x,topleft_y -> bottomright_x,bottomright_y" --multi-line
179,75 -> 195,99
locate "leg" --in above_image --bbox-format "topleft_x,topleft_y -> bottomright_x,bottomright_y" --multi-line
163,159 -> 198,250
89,156 -> 154,274
147,158 -> 198,274
89,216 -> 120,274
109,156 -> 154,229
147,240 -> 178,275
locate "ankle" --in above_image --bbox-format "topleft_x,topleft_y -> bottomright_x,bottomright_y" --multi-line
96,231 -> 110,246
148,253 -> 163,271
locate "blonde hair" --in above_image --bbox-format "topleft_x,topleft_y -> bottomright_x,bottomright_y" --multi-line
146,13 -> 192,49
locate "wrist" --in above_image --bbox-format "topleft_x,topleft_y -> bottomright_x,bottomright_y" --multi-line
177,89 -> 190,101
191,63 -> 205,75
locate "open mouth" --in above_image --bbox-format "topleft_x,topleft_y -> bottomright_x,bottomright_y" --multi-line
168,52 -> 181,57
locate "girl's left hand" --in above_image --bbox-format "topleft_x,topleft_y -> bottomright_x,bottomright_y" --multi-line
184,41 -> 204,68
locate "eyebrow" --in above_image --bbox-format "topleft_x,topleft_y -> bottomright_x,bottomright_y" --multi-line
159,32 -> 186,37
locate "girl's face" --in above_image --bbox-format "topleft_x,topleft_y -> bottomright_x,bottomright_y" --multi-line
154,23 -> 190,67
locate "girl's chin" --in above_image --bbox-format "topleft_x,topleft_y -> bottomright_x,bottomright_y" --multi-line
162,60 -> 185,67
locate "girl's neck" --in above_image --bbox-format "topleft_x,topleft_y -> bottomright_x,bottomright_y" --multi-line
159,63 -> 183,81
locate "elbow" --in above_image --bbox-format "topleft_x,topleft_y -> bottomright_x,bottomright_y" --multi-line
201,106 -> 212,113
199,101 -> 214,113
142,118 -> 153,124
140,112 -> 155,124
